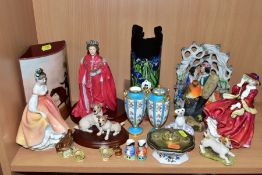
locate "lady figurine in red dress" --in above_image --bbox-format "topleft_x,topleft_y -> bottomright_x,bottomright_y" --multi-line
204,73 -> 260,148
72,40 -> 117,118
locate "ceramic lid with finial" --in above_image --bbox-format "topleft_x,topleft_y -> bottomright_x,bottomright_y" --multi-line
152,85 -> 169,96
148,85 -> 170,102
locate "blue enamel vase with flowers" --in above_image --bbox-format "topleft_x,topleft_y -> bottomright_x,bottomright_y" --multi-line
147,86 -> 170,129
124,86 -> 146,135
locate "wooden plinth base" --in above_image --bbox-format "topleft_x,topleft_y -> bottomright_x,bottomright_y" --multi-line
73,126 -> 129,149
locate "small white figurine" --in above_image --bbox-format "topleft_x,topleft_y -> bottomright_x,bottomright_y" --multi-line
96,115 -> 125,140
174,108 -> 186,129
166,108 -> 194,136
200,131 -> 235,165
141,79 -> 152,91
75,104 -> 103,133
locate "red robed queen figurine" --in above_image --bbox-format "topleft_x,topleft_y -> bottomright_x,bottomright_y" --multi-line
204,73 -> 260,149
72,40 -> 117,118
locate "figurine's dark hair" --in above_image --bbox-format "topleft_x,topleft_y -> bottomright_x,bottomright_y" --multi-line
205,67 -> 211,74
86,40 -> 99,54
189,67 -> 196,76
201,61 -> 211,74
34,68 -> 46,81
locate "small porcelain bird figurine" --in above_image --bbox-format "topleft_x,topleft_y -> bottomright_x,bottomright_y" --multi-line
184,80 -> 202,99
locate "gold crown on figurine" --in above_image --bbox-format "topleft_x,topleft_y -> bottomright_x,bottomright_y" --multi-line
86,40 -> 99,47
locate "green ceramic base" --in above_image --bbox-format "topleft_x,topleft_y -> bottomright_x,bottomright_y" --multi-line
200,147 -> 235,166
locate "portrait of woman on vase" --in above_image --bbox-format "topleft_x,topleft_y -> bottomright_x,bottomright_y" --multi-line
72,40 -> 117,118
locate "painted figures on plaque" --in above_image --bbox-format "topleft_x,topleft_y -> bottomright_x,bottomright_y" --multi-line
174,43 -> 232,126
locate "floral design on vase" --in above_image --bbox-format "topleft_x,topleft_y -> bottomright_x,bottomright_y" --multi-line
147,87 -> 170,129
124,86 -> 146,135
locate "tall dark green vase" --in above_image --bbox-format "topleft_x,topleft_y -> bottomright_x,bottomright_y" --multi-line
131,25 -> 163,89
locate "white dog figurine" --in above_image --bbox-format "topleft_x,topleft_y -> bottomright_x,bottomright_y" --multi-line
75,104 -> 103,133
174,108 -> 186,129
200,131 -> 235,165
166,108 -> 194,136
96,115 -> 125,140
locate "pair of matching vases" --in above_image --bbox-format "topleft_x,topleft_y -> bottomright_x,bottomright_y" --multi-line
124,86 -> 170,135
